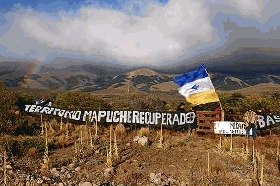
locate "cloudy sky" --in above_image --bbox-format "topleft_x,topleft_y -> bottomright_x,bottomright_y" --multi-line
0,0 -> 279,68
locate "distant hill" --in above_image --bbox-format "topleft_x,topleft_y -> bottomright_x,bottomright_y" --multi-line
229,83 -> 280,95
0,61 -> 279,94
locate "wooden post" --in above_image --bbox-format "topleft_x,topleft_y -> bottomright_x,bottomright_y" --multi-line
109,125 -> 112,158
60,116 -> 63,130
253,145 -> 257,178
159,122 -> 163,148
95,120 -> 98,138
41,114 -> 44,135
260,155 -> 264,186
218,135 -> 222,150
114,130 -> 119,160
3,150 -> 7,186
219,102 -> 224,121
230,133 -> 233,153
89,129 -> 93,149
207,151 -> 210,177
246,138 -> 249,154
277,141 -> 279,157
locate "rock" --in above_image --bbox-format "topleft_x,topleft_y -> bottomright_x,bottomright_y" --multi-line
150,172 -> 157,182
58,183 -> 64,186
138,136 -> 149,146
36,178 -> 44,184
5,164 -> 12,169
79,182 -> 92,186
133,136 -> 149,146
61,166 -> 67,173
42,176 -> 51,181
133,136 -> 140,142
51,168 -> 60,177
150,172 -> 170,185
68,163 -> 76,169
153,178 -> 161,185
75,167 -> 81,171
104,167 -> 115,178
168,177 -> 177,184
67,173 -> 73,179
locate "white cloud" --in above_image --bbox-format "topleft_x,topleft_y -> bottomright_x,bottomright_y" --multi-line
0,0 -> 213,65
0,0 -> 279,67
224,0 -> 264,17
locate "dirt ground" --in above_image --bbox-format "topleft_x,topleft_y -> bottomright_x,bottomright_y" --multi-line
2,126 -> 280,186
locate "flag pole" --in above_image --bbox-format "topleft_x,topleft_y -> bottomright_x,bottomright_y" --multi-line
219,101 -> 223,110
219,101 -> 224,121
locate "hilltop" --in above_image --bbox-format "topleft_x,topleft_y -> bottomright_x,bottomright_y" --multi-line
0,61 -> 279,94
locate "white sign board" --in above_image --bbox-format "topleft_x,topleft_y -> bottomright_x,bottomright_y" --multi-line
214,121 -> 251,135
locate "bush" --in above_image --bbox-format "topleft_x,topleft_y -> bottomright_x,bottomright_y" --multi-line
0,82 -> 17,123
0,135 -> 45,157
110,94 -> 171,111
54,91 -> 111,111
0,117 -> 40,136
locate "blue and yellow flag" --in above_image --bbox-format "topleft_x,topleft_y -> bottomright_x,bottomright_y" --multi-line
173,64 -> 219,106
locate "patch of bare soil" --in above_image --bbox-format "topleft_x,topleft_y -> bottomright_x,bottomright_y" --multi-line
2,127 -> 280,186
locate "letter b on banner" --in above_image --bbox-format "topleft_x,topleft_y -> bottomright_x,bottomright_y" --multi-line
258,115 -> 266,128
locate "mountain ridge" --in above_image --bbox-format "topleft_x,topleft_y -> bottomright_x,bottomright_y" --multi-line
0,61 -> 279,93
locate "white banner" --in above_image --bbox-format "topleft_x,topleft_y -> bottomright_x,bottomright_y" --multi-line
214,121 -> 250,135
24,105 -> 196,127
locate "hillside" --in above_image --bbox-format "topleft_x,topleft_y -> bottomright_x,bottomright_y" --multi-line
0,61 -> 279,93
1,124 -> 280,185
229,83 -> 280,95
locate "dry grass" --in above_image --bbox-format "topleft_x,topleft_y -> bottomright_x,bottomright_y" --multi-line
40,121 -> 51,176
27,147 -> 40,159
49,118 -> 60,131
115,123 -> 126,137
3,119 -> 280,185
57,134 -> 68,148
138,127 -> 150,137
229,83 -> 280,95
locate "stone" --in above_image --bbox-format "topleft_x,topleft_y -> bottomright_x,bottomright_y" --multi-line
36,178 -> 44,184
75,167 -> 81,171
67,173 -> 72,179
5,164 -> 12,169
133,136 -> 140,142
138,136 -> 149,146
150,172 -> 156,181
104,167 -> 115,178
168,177 -> 177,184
68,163 -> 76,169
51,168 -> 60,177
79,182 -> 92,186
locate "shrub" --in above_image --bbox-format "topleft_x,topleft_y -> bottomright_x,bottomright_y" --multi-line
115,123 -> 126,137
138,127 -> 150,137
54,91 -> 111,111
